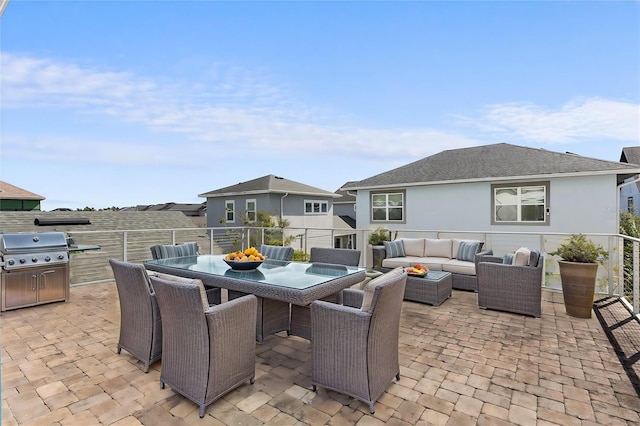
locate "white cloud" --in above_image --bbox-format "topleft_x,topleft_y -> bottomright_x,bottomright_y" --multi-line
2,52 -> 478,165
458,98 -> 640,144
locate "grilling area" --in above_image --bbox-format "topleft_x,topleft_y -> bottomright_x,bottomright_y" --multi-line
1,211 -> 639,424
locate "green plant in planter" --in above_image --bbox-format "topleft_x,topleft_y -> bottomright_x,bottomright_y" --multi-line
368,226 -> 391,246
549,234 -> 608,264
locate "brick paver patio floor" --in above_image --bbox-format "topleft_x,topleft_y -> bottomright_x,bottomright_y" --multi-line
2,282 -> 639,425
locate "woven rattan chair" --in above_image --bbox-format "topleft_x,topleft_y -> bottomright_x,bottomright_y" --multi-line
228,244 -> 294,343
289,247 -> 361,340
149,275 -> 257,418
149,242 -> 221,305
476,250 -> 544,317
311,267 -> 407,413
109,258 -> 162,373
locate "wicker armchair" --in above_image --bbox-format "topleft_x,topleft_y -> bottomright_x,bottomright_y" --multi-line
149,275 -> 257,418
311,268 -> 407,414
109,259 -> 162,373
476,250 -> 544,317
289,248 -> 361,340
228,244 -> 294,343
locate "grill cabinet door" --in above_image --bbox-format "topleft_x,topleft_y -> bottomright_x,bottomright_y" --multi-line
2,270 -> 38,310
38,266 -> 68,303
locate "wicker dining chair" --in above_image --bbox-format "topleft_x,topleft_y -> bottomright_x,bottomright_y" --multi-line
109,258 -> 162,373
311,267 -> 407,414
149,242 -> 221,305
150,275 -> 257,418
476,249 -> 544,317
289,247 -> 361,340
228,244 -> 294,343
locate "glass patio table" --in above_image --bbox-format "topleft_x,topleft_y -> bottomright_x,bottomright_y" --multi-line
144,255 -> 366,307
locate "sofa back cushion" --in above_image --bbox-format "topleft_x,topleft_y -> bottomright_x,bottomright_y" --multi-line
383,240 -> 405,258
399,238 -> 425,257
425,239 -> 452,258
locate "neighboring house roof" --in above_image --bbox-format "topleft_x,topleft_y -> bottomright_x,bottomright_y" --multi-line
344,143 -> 640,190
334,182 -> 357,204
199,174 -> 339,198
0,181 -> 45,201
620,146 -> 640,166
121,202 -> 206,216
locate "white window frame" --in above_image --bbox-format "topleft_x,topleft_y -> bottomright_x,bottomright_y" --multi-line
370,191 -> 405,223
225,200 -> 235,223
246,199 -> 256,223
304,200 -> 329,215
492,182 -> 549,225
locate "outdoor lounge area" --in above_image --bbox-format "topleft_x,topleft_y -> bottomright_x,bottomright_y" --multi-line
2,281 -> 639,425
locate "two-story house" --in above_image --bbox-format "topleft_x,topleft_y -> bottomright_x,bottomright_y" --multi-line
199,175 -> 341,249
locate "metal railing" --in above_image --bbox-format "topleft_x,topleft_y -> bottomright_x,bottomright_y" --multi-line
66,226 -> 640,316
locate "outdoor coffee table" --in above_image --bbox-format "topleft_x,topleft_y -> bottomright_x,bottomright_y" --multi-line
404,270 -> 452,306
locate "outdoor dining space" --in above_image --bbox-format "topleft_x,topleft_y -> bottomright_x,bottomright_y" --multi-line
2,275 -> 639,425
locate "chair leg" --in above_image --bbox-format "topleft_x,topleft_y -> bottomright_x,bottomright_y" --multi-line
250,376 -> 255,384
160,381 -> 165,389
117,346 -> 121,354
312,384 -> 317,392
396,372 -> 400,381
368,402 -> 375,414
199,404 -> 205,418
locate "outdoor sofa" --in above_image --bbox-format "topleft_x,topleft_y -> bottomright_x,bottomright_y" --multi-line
372,238 -> 492,291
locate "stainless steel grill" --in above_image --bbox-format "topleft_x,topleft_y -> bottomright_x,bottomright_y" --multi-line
1,232 -> 70,311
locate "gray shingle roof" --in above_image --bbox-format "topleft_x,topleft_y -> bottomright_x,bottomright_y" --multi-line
344,143 -> 640,189
334,182 -> 357,203
199,174 -> 338,198
621,146 -> 640,166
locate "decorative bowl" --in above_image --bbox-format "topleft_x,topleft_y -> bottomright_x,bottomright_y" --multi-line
223,259 -> 264,271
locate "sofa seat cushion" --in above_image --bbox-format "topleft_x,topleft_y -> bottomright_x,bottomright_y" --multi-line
382,256 -> 423,269
442,259 -> 476,276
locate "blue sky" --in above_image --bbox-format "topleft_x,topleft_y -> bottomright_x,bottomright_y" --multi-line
1,1 -> 639,211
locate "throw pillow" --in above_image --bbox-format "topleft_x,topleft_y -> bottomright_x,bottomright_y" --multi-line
150,272 -> 210,311
383,240 -> 405,258
503,253 -> 515,264
513,247 -> 531,266
457,241 -> 482,262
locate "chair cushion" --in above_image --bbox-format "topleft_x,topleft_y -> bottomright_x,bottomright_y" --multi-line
452,239 -> 483,259
425,239 -> 452,258
514,247 -> 531,266
456,241 -> 482,262
383,240 -> 405,258
149,272 -> 209,311
503,253 -> 515,264
399,238 -> 424,257
361,267 -> 405,312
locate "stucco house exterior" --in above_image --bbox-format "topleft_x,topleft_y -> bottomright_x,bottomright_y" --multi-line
343,143 -> 640,256
619,146 -> 640,216
199,175 -> 341,249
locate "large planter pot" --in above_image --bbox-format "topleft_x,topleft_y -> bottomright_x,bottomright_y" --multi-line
558,260 -> 599,318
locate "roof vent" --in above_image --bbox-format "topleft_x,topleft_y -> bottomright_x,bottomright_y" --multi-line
35,217 -> 91,226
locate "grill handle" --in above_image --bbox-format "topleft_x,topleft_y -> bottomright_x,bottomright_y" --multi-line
32,274 -> 37,292
40,270 -> 57,289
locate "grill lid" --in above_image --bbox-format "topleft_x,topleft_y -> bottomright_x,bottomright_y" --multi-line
0,232 -> 68,254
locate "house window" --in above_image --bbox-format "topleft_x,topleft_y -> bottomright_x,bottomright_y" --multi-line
371,191 -> 404,222
492,182 -> 548,224
305,200 -> 328,214
225,200 -> 235,223
246,199 -> 256,223
628,197 -> 634,213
